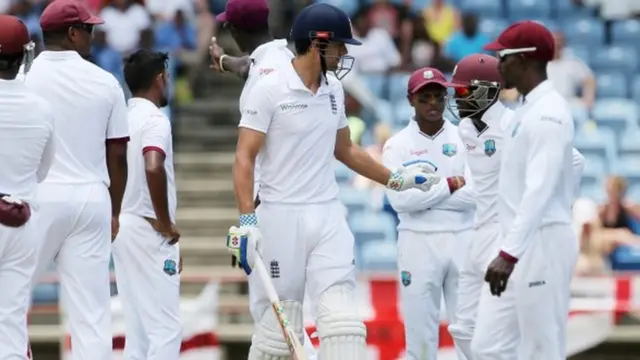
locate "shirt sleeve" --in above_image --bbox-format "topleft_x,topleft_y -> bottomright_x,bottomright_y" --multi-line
141,117 -> 172,156
238,82 -> 275,134
335,82 -> 349,130
572,148 -> 585,200
106,80 -> 130,142
500,114 -> 573,259
36,118 -> 55,183
382,140 -> 451,213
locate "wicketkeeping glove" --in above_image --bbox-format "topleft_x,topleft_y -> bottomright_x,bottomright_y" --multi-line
386,160 -> 441,192
226,213 -> 262,275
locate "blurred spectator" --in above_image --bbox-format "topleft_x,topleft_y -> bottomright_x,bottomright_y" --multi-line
345,94 -> 366,145
155,10 -> 197,54
409,15 -> 455,71
581,0 -> 639,20
348,12 -> 401,74
360,0 -> 413,65
546,31 -> 595,122
100,0 -> 152,54
144,0 -> 194,21
91,30 -> 124,82
442,13 -> 488,62
421,0 -> 460,45
599,176 -> 640,231
10,0 -> 41,38
353,123 -> 392,193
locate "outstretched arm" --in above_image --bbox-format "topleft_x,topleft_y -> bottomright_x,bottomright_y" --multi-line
209,37 -> 252,80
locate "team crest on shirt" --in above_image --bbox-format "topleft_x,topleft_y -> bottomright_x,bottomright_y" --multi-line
401,271 -> 412,286
442,143 -> 457,157
163,259 -> 177,276
484,139 -> 496,157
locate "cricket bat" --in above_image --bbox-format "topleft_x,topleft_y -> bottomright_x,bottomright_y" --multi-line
254,252 -> 308,360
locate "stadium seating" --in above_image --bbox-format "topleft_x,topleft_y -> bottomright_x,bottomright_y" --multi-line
611,19 -> 640,46
591,46 -> 639,77
459,0 -> 503,18
595,72 -> 628,99
562,18 -> 605,46
508,0 -> 552,20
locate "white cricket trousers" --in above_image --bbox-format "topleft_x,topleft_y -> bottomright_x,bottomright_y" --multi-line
471,223 -> 579,360
248,201 -> 357,339
0,211 -> 39,360
31,183 -> 112,360
448,221 -> 502,360
397,229 -> 471,360
112,214 -> 182,360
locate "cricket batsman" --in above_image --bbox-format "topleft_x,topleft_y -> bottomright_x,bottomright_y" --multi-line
382,67 -> 475,360
209,0 -> 320,356
0,14 -> 55,360
470,21 -> 581,360
112,50 -> 182,360
24,1 -> 129,359
225,4 -> 440,359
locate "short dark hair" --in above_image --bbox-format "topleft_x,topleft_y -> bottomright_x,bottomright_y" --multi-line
294,39 -> 312,55
0,52 -> 23,71
123,50 -> 168,94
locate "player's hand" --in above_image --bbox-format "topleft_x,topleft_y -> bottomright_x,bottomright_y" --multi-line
484,253 -> 517,297
386,160 -> 441,192
227,213 -> 262,275
151,220 -> 180,245
209,37 -> 225,72
111,216 -> 119,242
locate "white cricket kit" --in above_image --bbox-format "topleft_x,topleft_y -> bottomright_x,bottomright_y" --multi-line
239,39 -> 294,200
0,78 -> 54,360
112,98 -> 181,360
239,64 -> 366,359
382,119 -> 475,360
24,51 -> 129,360
471,81 -> 578,360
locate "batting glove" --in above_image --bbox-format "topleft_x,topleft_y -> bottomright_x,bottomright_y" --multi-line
226,213 -> 262,275
386,160 -> 441,192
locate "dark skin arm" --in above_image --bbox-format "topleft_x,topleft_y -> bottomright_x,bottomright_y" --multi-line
145,150 -> 179,244
221,55 -> 252,80
106,140 -> 127,240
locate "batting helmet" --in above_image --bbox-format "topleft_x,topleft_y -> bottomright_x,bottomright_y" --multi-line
0,14 -> 35,74
448,53 -> 503,120
290,3 -> 361,80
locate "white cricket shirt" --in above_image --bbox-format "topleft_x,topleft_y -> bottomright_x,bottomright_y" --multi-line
24,51 -> 129,187
383,119 -> 475,233
499,80 -> 576,259
238,62 -> 347,204
121,98 -> 177,223
238,39 -> 294,199
458,101 -> 514,229
0,78 -> 55,201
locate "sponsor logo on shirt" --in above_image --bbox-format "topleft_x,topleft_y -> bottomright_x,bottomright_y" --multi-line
464,143 -> 476,151
242,108 -> 258,116
410,148 -> 429,156
279,103 -> 308,112
540,115 -> 562,124
442,143 -> 457,157
259,68 -> 275,75
484,139 -> 496,157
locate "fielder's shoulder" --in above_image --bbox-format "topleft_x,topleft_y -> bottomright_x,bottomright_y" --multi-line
383,126 -> 410,154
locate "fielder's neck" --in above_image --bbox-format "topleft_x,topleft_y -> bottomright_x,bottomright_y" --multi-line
133,91 -> 162,108
516,70 -> 547,98
292,55 -> 322,94
416,118 -> 444,136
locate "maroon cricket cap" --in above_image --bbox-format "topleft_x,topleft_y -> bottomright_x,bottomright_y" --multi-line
216,0 -> 269,31
484,21 -> 555,62
0,15 -> 30,56
40,0 -> 104,32
407,67 -> 461,95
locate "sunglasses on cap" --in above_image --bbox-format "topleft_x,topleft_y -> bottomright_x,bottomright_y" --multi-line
496,47 -> 537,58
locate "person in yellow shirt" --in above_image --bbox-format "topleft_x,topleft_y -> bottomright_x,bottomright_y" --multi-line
422,0 -> 460,45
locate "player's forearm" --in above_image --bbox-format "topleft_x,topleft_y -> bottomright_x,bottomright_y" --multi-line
145,166 -> 171,224
222,55 -> 251,80
435,184 -> 476,211
233,155 -> 256,214
106,144 -> 128,217
336,146 -> 391,186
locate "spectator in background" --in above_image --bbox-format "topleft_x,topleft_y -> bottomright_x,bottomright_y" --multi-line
10,0 -> 41,39
353,123 -> 393,213
100,0 -> 152,54
92,30 -> 124,82
443,13 -> 488,62
348,12 -> 401,74
155,10 -> 197,54
410,17 -> 456,72
546,31 -> 595,122
361,0 -> 413,66
600,176 -> 640,232
421,0 -> 460,45
144,0 -> 194,21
